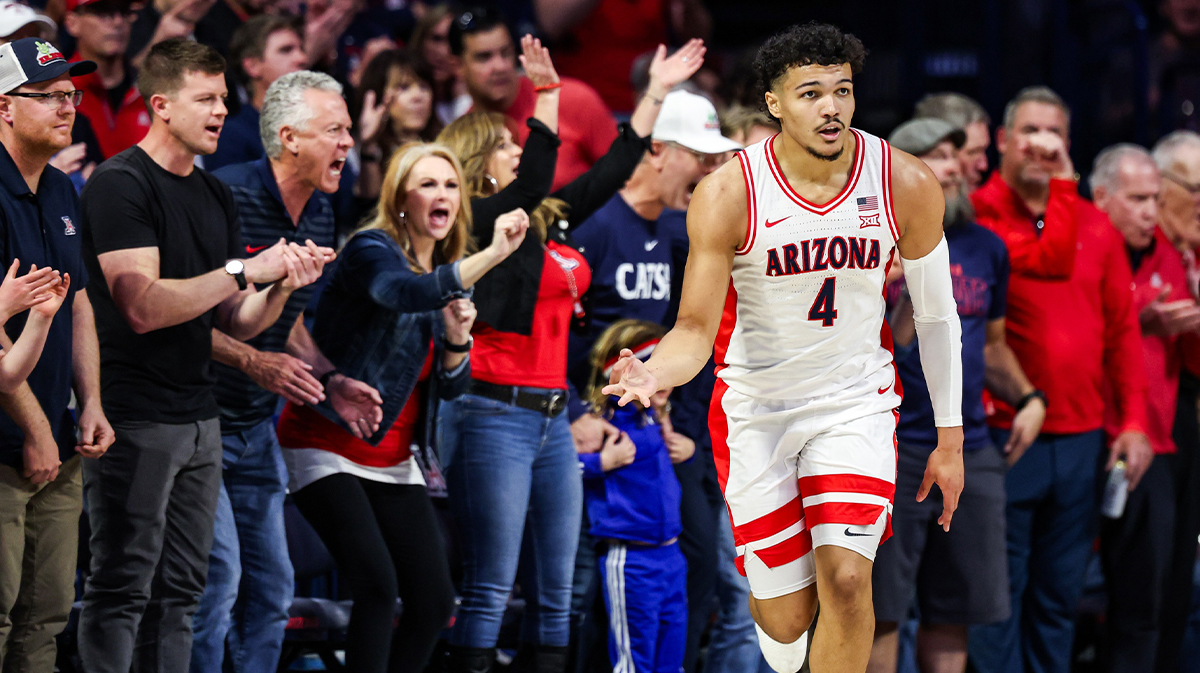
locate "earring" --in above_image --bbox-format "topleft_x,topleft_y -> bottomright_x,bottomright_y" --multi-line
484,174 -> 498,193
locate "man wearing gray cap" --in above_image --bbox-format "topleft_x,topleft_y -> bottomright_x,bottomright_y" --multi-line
866,118 -> 1044,673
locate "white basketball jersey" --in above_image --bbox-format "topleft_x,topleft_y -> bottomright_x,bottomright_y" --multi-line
714,129 -> 902,405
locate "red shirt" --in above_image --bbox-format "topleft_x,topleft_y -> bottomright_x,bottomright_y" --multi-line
552,0 -> 667,114
472,242 -> 591,388
1105,230 -> 1200,453
72,61 -> 151,159
275,342 -> 434,468
506,77 -> 617,191
972,174 -> 1148,434
972,175 -> 1080,279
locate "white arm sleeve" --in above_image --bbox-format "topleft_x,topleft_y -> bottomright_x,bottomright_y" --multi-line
900,236 -> 963,427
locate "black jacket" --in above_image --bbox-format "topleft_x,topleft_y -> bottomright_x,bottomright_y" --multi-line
471,119 -> 652,334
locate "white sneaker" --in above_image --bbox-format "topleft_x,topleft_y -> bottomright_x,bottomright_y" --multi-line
754,622 -> 809,673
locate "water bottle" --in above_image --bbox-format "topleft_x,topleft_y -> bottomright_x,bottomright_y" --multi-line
1101,460 -> 1129,519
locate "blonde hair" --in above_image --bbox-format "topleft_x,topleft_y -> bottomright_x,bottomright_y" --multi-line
586,319 -> 668,414
437,111 -> 568,243
720,104 -> 780,141
363,141 -> 474,272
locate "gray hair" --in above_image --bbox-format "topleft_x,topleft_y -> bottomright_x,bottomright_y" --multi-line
913,92 -> 991,129
259,70 -> 344,160
1089,143 -> 1156,194
1152,130 -> 1200,174
1002,86 -> 1071,132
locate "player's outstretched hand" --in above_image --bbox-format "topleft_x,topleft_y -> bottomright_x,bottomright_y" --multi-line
601,348 -> 659,408
916,427 -> 964,532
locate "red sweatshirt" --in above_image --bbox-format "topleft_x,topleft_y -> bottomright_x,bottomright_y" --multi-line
505,76 -> 618,191
1104,230 -> 1200,453
972,173 -> 1147,434
972,174 -> 1079,279
71,58 -> 150,159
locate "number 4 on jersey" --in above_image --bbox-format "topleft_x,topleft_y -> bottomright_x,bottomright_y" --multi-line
808,277 -> 838,326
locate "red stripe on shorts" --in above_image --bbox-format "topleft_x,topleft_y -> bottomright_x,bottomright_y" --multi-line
798,474 -> 896,503
733,529 -> 814,575
731,495 -> 803,547
804,501 -> 887,528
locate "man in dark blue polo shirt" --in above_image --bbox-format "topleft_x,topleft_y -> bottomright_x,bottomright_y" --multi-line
0,38 -> 115,672
191,70 -> 353,673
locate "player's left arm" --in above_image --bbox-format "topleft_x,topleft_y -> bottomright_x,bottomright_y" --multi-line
891,148 -> 965,531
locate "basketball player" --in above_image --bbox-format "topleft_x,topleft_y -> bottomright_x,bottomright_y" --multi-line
604,23 -> 964,673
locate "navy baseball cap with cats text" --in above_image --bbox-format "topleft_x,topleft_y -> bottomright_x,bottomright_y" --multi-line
0,37 -> 95,94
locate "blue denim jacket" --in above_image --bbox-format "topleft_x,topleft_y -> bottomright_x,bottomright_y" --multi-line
310,228 -> 471,447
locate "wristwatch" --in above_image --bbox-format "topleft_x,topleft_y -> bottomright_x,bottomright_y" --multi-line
1016,389 -> 1047,412
225,259 -> 247,291
444,336 -> 473,353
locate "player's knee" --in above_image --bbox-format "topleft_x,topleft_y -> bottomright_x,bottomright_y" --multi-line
753,590 -> 817,643
824,559 -> 872,606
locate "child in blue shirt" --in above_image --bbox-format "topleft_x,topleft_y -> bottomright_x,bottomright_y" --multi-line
580,319 -> 693,673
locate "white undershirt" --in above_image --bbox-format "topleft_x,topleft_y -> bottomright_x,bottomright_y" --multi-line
283,447 -> 426,493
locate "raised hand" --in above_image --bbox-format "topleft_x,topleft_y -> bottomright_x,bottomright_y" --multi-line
487,209 -> 530,259
278,242 -> 326,293
358,88 -> 394,145
328,373 -> 384,439
647,39 -> 706,92
519,34 -> 560,89
30,272 -> 69,319
601,348 -> 660,408
442,298 -> 477,347
0,260 -> 59,322
1025,130 -> 1075,180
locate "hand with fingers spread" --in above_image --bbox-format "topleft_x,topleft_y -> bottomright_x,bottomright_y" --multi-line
358,88 -> 396,147
0,260 -> 60,323
246,351 -> 326,406
519,34 -> 560,89
328,373 -> 384,439
601,348 -> 660,408
646,39 -> 706,94
916,427 -> 964,531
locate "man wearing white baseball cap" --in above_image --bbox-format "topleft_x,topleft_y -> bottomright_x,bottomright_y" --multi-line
0,2 -> 52,43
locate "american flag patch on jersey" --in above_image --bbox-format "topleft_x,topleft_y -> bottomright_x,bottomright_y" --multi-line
857,196 -> 879,211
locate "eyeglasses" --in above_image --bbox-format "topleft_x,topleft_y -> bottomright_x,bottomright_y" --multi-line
1163,170 -> 1200,196
667,142 -> 724,168
8,90 -> 83,110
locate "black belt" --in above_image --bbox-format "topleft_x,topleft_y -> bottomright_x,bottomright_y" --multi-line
468,380 -> 568,417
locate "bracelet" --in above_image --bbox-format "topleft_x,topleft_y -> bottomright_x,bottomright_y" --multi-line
444,335 -> 473,353
1015,389 -> 1046,412
534,82 -> 563,93
318,369 -> 340,387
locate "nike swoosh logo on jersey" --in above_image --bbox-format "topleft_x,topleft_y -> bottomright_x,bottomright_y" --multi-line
246,244 -> 270,254
845,528 -> 871,537
645,240 -> 658,251
878,382 -> 892,394
765,216 -> 790,228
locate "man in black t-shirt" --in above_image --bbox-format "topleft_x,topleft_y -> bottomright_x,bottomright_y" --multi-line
77,39 -> 332,673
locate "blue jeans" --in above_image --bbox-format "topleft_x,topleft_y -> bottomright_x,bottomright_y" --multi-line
440,392 -> 583,648
970,430 -> 1103,673
191,419 -> 294,673
703,507 -> 772,673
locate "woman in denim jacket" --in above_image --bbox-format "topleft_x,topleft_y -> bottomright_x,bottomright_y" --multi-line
275,142 -> 528,673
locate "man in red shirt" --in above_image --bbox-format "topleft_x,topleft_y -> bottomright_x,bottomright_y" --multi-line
1148,129 -> 1200,673
1092,143 -> 1200,673
64,0 -> 150,159
968,86 -> 1152,673
448,4 -> 617,191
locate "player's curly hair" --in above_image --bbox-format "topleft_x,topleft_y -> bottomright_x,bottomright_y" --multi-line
753,22 -> 868,101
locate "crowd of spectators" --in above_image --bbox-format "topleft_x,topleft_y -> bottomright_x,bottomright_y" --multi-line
0,2 -> 1197,673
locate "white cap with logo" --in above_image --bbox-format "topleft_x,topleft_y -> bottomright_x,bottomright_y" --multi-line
0,2 -> 53,41
652,90 -> 743,155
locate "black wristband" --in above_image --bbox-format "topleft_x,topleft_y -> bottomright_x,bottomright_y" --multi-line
444,336 -> 472,353
1015,389 -> 1046,412
318,369 -> 340,387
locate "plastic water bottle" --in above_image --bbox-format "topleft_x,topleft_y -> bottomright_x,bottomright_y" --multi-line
1101,460 -> 1129,519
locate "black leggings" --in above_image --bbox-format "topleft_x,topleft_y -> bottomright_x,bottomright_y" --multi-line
293,474 -> 457,673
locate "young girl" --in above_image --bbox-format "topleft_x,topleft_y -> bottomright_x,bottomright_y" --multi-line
581,319 -> 695,673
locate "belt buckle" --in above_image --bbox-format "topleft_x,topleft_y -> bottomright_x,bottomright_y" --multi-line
546,391 -> 564,416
